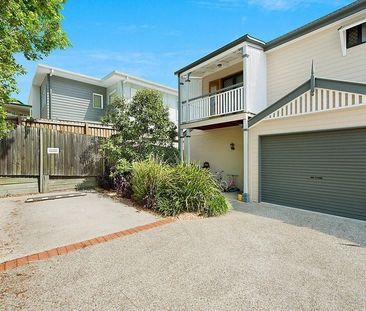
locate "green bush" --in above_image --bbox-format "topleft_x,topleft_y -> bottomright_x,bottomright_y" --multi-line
131,157 -> 172,207
206,192 -> 231,217
129,157 -> 231,217
170,163 -> 216,214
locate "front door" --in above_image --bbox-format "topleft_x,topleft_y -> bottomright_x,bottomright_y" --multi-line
209,80 -> 220,116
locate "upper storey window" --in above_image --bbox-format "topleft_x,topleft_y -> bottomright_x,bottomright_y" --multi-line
346,22 -> 366,48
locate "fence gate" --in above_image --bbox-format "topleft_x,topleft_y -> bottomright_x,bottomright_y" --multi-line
0,126 -> 103,195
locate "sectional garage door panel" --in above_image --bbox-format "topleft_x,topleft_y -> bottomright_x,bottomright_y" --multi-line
260,128 -> 366,220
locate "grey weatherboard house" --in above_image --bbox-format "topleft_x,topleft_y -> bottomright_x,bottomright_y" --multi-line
29,65 -> 178,123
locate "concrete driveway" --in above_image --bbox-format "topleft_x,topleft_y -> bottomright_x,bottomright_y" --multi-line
1,200 -> 365,310
0,191 -> 157,262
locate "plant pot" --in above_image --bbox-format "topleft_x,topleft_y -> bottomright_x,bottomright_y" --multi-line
237,193 -> 243,201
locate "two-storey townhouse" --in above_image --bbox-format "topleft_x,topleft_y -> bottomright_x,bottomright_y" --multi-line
175,1 -> 366,220
29,64 -> 178,124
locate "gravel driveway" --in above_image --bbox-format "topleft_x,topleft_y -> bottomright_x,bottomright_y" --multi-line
0,191 -> 157,262
1,200 -> 365,310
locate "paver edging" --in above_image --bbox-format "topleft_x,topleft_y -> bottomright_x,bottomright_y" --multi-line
0,217 -> 175,272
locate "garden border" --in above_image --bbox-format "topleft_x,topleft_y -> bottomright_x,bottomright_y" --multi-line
0,217 -> 175,271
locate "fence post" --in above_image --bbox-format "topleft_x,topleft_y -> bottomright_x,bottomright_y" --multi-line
39,128 -> 44,192
42,175 -> 49,193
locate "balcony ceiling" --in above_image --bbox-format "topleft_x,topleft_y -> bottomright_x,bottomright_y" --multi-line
190,49 -> 243,78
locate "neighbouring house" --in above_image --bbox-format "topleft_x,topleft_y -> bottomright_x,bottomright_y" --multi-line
175,1 -> 366,220
29,64 -> 178,124
5,100 -> 32,117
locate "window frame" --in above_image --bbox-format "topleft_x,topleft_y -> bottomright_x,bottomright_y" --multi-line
92,93 -> 104,109
339,18 -> 366,56
222,71 -> 243,88
346,23 -> 365,49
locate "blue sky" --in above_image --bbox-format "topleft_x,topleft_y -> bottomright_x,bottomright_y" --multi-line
15,0 -> 353,103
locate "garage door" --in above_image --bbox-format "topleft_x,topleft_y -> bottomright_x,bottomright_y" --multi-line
260,128 -> 366,220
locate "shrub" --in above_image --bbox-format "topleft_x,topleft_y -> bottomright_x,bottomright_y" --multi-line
129,158 -> 231,217
206,192 -> 231,217
131,157 -> 171,209
114,173 -> 132,199
97,167 -> 115,190
169,163 -> 213,213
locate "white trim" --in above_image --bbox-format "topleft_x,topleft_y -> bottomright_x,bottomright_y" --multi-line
93,93 -> 104,109
103,71 -> 177,95
339,28 -> 347,56
31,64 -> 178,96
265,9 -> 366,54
179,43 -> 245,77
338,17 -> 366,56
33,64 -> 102,87
339,17 -> 366,31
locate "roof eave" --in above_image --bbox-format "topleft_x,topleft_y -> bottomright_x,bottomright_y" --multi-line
174,34 -> 265,76
265,1 -> 366,51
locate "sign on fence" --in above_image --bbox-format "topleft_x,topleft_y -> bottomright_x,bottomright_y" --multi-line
47,147 -> 60,154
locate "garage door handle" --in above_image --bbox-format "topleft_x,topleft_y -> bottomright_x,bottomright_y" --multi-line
310,176 -> 323,180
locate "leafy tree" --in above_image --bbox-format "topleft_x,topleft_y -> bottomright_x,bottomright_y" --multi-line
101,89 -> 178,167
0,0 -> 70,138
0,106 -> 11,139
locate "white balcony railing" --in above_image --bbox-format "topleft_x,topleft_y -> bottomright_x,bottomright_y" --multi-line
182,85 -> 244,123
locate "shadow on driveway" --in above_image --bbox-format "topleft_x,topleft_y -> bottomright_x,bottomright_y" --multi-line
230,199 -> 366,247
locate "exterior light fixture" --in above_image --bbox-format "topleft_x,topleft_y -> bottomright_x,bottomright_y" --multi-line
217,63 -> 223,68
230,143 -> 235,150
185,73 -> 191,83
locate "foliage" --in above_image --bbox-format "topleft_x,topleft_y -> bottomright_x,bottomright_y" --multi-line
0,0 -> 70,136
114,173 -> 133,199
165,163 -> 229,216
131,157 -> 171,205
112,158 -> 132,176
0,105 -> 12,139
206,193 -> 231,217
101,90 -> 178,166
129,157 -> 231,217
97,167 -> 115,190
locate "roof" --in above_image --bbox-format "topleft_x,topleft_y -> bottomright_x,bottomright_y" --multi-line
7,100 -> 31,108
32,64 -> 177,96
5,101 -> 32,116
265,0 -> 366,51
8,99 -> 28,106
174,34 -> 265,75
175,0 -> 366,75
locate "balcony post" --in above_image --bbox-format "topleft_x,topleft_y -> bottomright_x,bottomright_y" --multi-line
242,43 -> 249,112
242,116 -> 250,202
177,74 -> 183,162
185,129 -> 191,163
242,44 -> 250,202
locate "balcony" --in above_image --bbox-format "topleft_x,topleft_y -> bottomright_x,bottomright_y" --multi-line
182,83 -> 244,123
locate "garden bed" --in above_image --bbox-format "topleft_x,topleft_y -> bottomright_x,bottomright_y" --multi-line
98,158 -> 232,218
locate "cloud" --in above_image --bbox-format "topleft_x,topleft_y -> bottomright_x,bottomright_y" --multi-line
190,0 -> 244,9
88,51 -> 159,66
191,0 -> 347,11
248,0 -> 347,11
117,24 -> 156,33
